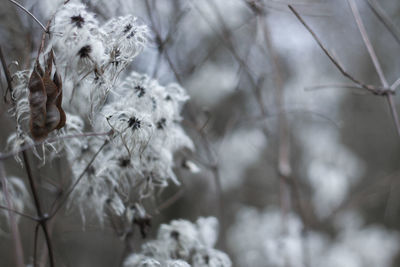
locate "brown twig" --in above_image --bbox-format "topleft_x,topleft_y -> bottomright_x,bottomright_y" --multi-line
22,152 -> 55,267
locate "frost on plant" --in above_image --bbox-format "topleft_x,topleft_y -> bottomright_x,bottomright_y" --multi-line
123,217 -> 232,267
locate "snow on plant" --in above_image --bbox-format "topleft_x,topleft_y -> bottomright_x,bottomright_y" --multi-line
123,217 -> 232,267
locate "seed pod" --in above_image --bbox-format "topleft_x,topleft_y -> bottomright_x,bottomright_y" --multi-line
28,50 -> 66,140
53,70 -> 66,129
28,61 -> 48,140
43,52 -> 61,132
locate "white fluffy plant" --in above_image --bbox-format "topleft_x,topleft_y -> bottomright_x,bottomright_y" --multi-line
3,1 -> 233,265
51,1 -> 148,116
6,0 -> 192,232
123,217 -> 232,267
40,0 -> 195,224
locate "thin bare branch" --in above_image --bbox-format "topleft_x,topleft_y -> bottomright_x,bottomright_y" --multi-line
0,204 -> 37,221
366,0 -> 400,46
305,84 -> 366,92
7,0 -> 47,32
22,152 -> 55,267
33,223 -> 40,267
49,139 -> 109,218
348,0 -> 388,87
0,46 -> 13,101
288,5 -> 388,95
191,0 -> 269,119
347,0 -> 400,137
391,77 -> 400,90
0,131 -> 110,161
156,188 -> 185,213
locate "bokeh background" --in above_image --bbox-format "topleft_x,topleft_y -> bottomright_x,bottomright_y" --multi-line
1,0 -> 400,266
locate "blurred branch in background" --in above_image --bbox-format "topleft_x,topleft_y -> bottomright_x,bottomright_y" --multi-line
1,0 -> 400,266
289,4 -> 400,137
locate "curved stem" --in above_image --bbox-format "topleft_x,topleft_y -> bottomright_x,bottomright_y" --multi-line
7,0 -> 47,32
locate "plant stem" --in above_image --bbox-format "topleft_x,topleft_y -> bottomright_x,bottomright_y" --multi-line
22,152 -> 55,267
7,0 -> 47,32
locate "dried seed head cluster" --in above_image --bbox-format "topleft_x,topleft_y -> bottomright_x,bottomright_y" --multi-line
50,1 -> 148,116
3,1 -> 233,264
4,1 -> 192,224
123,217 -> 232,267
6,0 -> 191,223
65,71 -> 193,223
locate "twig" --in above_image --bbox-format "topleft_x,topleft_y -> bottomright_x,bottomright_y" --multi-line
365,0 -> 400,46
197,124 -> 224,220
0,162 -> 25,267
289,4 -> 400,137
347,0 -> 400,137
0,46 -> 13,101
22,152 -> 55,267
38,215 -> 57,267
155,188 -> 185,213
288,5 -> 390,95
49,139 -> 109,218
0,204 -> 37,221
191,0 -> 269,120
0,45 -> 25,267
256,10 -> 311,266
391,77 -> 400,91
0,131 -> 110,160
305,84 -> 365,92
33,223 -> 40,267
7,0 -> 47,32
144,0 -> 184,84
348,0 -> 388,87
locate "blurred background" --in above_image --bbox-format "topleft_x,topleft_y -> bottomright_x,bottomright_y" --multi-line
1,0 -> 400,266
